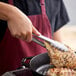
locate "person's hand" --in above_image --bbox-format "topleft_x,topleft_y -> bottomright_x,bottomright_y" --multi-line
7,6 -> 40,42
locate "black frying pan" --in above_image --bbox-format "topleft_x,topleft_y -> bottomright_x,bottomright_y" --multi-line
21,53 -> 55,76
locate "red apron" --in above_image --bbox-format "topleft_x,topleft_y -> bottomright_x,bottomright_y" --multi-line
0,0 -> 52,75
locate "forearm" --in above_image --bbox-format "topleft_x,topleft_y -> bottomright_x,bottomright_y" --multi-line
0,2 -> 20,21
0,2 -> 40,42
53,29 -> 62,42
0,2 -> 11,20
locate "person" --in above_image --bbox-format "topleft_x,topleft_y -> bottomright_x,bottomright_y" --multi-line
0,0 -> 69,75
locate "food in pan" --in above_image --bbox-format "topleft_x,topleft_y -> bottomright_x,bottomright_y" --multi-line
44,42 -> 76,69
44,41 -> 76,76
47,68 -> 76,76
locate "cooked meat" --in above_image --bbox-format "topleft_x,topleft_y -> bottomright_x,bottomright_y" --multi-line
47,68 -> 76,76
44,42 -> 76,69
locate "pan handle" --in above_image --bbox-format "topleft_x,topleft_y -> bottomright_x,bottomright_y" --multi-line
21,56 -> 34,68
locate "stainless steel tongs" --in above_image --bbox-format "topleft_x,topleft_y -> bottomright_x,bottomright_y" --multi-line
32,34 -> 68,52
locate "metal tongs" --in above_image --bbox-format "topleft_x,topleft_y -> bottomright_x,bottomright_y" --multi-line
32,34 -> 68,52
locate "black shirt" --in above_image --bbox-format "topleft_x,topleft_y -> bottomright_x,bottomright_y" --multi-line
0,0 -> 69,41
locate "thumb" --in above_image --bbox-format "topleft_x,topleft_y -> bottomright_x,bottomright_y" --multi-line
32,26 -> 41,36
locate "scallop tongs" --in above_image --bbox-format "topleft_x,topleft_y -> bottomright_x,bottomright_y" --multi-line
32,34 -> 68,52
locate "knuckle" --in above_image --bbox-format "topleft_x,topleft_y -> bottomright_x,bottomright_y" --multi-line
27,31 -> 32,34
12,32 -> 21,38
21,32 -> 27,37
11,32 -> 16,37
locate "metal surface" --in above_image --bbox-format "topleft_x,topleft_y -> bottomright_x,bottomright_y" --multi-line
22,53 -> 55,76
32,37 -> 45,48
32,34 -> 68,52
36,64 -> 55,75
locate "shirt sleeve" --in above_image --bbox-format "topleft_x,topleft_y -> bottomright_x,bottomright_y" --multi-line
54,0 -> 69,32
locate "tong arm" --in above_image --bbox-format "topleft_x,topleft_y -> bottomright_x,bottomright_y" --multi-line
32,37 -> 46,48
32,34 -> 68,52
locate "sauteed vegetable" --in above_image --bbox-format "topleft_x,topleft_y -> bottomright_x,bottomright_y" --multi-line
47,68 -> 76,76
44,42 -> 76,76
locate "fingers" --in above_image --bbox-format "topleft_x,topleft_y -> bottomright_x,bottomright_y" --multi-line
12,25 -> 40,42
32,26 -> 41,36
26,32 -> 32,42
21,32 -> 32,42
15,32 -> 32,42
